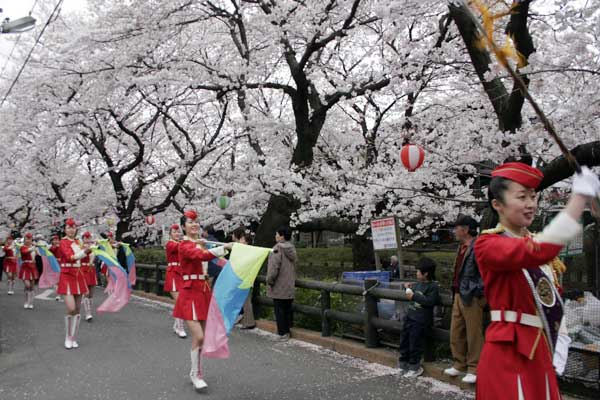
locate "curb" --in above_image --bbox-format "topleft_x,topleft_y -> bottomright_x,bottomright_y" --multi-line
131,291 -> 584,399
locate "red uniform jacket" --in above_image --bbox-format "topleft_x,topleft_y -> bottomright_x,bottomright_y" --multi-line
178,239 -> 219,289
475,234 -> 562,359
58,238 -> 86,276
166,240 -> 180,266
20,245 -> 35,264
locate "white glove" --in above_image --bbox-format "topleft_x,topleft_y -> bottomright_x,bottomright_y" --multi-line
572,166 -> 600,197
405,288 -> 413,296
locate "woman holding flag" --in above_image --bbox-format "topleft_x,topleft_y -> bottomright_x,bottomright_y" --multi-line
49,235 -> 61,300
19,232 -> 39,309
56,218 -> 91,349
173,209 -> 232,392
3,235 -> 17,295
164,223 -> 186,338
81,231 -> 97,322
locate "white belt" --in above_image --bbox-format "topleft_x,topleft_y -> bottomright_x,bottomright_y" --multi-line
168,262 -> 179,266
182,274 -> 207,281
60,263 -> 80,268
21,260 -> 33,264
490,310 -> 542,329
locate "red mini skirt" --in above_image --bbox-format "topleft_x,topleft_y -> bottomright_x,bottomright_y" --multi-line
163,266 -> 184,292
57,269 -> 89,296
81,265 -> 98,286
19,262 -> 39,281
4,258 -> 18,274
172,280 -> 212,321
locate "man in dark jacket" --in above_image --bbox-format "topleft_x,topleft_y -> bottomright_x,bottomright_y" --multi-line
444,215 -> 486,384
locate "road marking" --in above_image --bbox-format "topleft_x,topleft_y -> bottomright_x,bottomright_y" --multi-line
35,289 -> 56,300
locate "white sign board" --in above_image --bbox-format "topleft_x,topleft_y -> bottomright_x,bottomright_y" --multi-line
371,217 -> 399,250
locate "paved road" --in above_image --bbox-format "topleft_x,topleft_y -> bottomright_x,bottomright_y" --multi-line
0,281 -> 471,400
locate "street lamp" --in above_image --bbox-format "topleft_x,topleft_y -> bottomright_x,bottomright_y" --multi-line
0,9 -> 37,34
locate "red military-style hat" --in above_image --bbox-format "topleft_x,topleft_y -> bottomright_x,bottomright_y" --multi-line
170,224 -> 180,231
107,232 -> 114,238
82,231 -> 92,238
184,210 -> 198,221
65,218 -> 77,227
491,162 -> 544,190
24,232 -> 33,239
52,235 -> 59,240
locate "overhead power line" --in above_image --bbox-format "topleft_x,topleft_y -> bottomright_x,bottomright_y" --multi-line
0,0 -> 64,108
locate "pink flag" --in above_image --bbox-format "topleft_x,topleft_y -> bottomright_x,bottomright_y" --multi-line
97,266 -> 131,313
202,296 -> 230,359
38,257 -> 60,288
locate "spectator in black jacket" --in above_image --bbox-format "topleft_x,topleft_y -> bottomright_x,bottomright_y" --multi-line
398,257 -> 440,378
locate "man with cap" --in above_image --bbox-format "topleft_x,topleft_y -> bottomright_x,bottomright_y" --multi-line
19,232 -> 39,309
474,162 -> 600,400
444,215 -> 485,384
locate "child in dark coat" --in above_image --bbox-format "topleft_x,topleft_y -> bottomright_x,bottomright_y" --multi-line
399,257 -> 440,378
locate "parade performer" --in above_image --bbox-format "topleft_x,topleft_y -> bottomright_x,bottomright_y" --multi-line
81,231 -> 97,322
3,235 -> 17,295
19,232 -> 39,309
172,210 -> 232,392
49,235 -> 61,300
56,218 -> 91,349
100,232 -> 118,285
475,162 -> 600,400
164,224 -> 187,338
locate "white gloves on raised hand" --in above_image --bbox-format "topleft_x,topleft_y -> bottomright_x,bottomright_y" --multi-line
572,166 -> 600,197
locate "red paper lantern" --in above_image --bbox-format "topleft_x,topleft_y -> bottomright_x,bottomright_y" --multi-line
145,215 -> 156,225
400,144 -> 425,172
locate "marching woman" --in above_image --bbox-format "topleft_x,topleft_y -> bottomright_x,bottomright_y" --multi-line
3,235 -> 17,295
56,218 -> 91,349
81,231 -> 97,322
475,162 -> 600,400
164,224 -> 187,338
19,232 -> 39,309
173,210 -> 232,392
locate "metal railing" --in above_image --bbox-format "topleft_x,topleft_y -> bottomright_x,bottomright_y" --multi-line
132,262 -> 599,396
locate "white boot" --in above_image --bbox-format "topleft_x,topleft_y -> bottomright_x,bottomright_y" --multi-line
189,349 -> 208,392
177,319 -> 187,338
8,280 -> 14,295
71,314 -> 81,348
64,315 -> 73,349
173,318 -> 179,335
28,291 -> 34,309
84,297 -> 93,321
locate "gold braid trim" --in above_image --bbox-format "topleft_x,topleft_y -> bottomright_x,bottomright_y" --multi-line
481,224 -> 506,235
549,257 -> 567,289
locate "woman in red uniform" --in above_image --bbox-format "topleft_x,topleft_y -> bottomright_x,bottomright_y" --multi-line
81,231 -> 97,322
19,232 -> 39,309
173,210 -> 232,392
164,224 -> 186,338
3,235 -> 17,295
56,218 -> 91,349
475,163 -> 600,400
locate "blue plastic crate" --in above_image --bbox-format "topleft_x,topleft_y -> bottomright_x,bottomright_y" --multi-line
342,271 -> 391,282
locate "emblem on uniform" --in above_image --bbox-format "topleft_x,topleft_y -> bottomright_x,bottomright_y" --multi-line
536,276 -> 555,307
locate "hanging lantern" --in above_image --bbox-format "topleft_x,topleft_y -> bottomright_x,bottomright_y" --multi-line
216,194 -> 232,210
145,215 -> 156,225
400,144 -> 425,172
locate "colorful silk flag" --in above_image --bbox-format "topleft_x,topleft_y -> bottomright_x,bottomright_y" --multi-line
202,243 -> 271,359
37,245 -> 61,288
92,246 -> 131,313
121,243 -> 136,286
